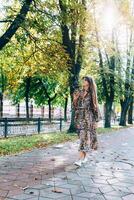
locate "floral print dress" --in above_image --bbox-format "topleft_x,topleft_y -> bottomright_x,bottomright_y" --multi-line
74,89 -> 99,152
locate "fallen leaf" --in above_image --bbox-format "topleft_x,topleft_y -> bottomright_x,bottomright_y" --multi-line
22,186 -> 29,190
51,158 -> 55,161
52,189 -> 62,193
29,191 -> 34,194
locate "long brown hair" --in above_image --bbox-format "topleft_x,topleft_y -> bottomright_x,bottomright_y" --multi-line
82,76 -> 98,111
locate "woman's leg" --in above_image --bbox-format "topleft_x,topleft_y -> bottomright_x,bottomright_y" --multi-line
79,151 -> 86,159
74,128 -> 87,166
75,151 -> 87,166
78,130 -> 88,160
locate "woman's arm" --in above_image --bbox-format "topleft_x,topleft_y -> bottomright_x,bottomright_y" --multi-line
93,105 -> 102,122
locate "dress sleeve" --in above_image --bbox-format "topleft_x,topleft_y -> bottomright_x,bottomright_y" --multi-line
93,106 -> 101,122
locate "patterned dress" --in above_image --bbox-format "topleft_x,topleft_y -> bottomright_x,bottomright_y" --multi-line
74,89 -> 99,152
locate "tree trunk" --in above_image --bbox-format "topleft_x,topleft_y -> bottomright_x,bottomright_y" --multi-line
128,97 -> 133,124
41,106 -> 45,118
0,67 -> 4,118
68,86 -> 77,132
119,34 -> 133,126
25,77 -> 31,118
38,78 -> 57,121
104,100 -> 113,128
119,99 -> 130,126
68,35 -> 85,132
30,103 -> 33,118
59,0 -> 86,133
16,103 -> 20,118
0,93 -> 3,118
68,98 -> 76,132
64,96 -> 68,121
26,97 -> 29,119
48,99 -> 51,121
120,106 -> 128,126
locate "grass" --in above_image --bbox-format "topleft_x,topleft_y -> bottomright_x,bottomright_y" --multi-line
0,132 -> 77,156
97,124 -> 132,134
0,126 -> 132,156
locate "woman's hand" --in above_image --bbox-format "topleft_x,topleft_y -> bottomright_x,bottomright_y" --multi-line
73,91 -> 80,100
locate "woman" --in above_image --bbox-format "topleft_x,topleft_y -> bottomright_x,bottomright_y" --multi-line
73,76 -> 100,167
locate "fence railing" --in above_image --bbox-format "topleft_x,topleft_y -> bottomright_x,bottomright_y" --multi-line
0,118 -> 70,138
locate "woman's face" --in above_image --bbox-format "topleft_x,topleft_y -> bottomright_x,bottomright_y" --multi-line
83,80 -> 90,91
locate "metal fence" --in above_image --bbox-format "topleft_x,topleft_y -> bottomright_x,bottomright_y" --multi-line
0,118 -> 70,138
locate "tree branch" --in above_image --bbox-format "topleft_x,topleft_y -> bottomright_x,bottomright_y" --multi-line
0,20 -> 13,23
0,0 -> 33,50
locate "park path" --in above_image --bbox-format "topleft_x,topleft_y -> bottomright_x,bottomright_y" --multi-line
0,127 -> 134,200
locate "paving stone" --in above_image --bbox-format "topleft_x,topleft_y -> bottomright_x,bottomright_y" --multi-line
104,195 -> 122,200
111,181 -> 133,188
26,198 -> 41,200
27,184 -> 51,190
41,179 -> 68,187
116,178 -> 134,184
107,178 -> 119,184
75,191 -> 96,198
7,193 -> 36,200
122,194 -> 134,200
38,197 -> 53,200
0,189 -> 9,198
80,179 -> 94,186
89,195 -> 106,200
57,183 -> 81,189
24,188 -> 40,196
92,178 -> 109,184
39,186 -> 70,199
111,185 -> 130,193
58,196 -> 88,200
104,190 -> 128,197
99,185 -> 114,194
1,127 -> 134,200
76,192 -> 106,200
67,179 -> 82,185
84,186 -> 101,194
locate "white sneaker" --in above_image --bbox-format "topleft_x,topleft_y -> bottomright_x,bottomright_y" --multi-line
74,160 -> 82,167
81,157 -> 88,164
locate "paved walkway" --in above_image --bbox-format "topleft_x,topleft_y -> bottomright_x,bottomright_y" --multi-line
0,127 -> 134,200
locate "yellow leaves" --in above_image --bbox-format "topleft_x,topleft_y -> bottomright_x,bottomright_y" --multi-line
6,69 -> 21,92
119,0 -> 130,18
29,41 -> 69,75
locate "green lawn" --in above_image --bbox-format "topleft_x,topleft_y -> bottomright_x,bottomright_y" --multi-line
0,126 -> 131,156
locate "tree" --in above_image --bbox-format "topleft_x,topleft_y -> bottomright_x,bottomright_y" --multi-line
128,97 -> 133,124
118,1 -> 134,126
92,3 -> 116,128
59,0 -> 87,132
119,46 -> 134,126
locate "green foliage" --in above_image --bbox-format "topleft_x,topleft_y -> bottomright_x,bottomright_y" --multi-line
0,0 -> 133,119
